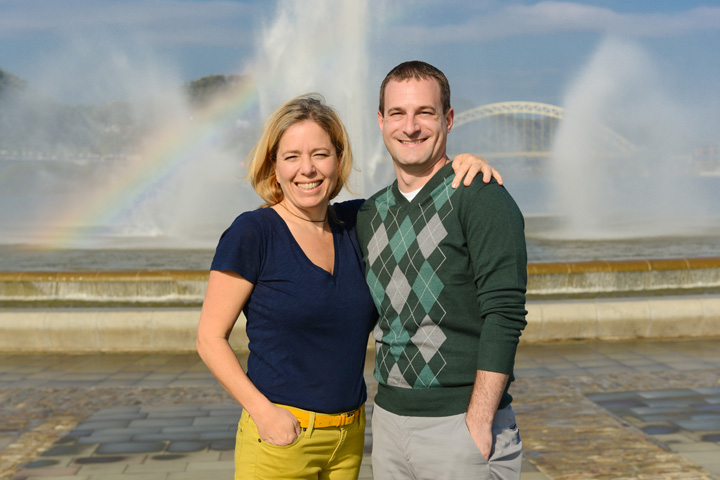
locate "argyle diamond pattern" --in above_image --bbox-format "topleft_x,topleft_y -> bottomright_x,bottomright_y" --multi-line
367,180 -> 457,388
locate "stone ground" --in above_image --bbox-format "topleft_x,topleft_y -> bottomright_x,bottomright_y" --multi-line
1,338 -> 719,479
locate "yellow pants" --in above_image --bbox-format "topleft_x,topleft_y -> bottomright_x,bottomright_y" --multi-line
235,406 -> 366,479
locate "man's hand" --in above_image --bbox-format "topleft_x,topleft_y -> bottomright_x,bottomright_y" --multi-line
466,415 -> 493,460
466,370 -> 510,460
451,153 -> 503,188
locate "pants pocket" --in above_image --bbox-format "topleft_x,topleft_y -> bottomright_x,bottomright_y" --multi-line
488,407 -> 523,466
455,414 -> 490,464
235,411 -> 258,479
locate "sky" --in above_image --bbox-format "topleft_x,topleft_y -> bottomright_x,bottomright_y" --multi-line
1,0 -> 720,246
1,0 -> 719,110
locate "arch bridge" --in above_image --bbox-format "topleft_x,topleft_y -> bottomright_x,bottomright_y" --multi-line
452,101 -> 634,161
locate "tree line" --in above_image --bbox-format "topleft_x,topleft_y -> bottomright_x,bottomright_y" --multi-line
0,67 -> 250,156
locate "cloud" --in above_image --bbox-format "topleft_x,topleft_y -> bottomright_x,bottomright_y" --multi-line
381,1 -> 720,44
0,0 -> 257,47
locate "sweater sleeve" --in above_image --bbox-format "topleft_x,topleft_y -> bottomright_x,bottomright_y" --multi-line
459,181 -> 527,374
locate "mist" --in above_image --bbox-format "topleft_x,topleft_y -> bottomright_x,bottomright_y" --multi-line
0,32 -> 255,248
0,0 -> 377,249
548,37 -> 718,239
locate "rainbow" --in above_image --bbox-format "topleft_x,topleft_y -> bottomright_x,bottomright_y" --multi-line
36,80 -> 260,249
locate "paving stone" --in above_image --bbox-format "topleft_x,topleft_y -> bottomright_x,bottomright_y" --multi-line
162,425 -> 229,434
167,472 -> 232,480
2,340 -> 720,479
702,432 -> 720,442
676,419 -> 720,431
192,416 -> 237,426
166,441 -> 208,453
125,462 -> 187,473
669,442 -> 720,452
41,445 -> 95,457
84,413 -> 147,422
642,424 -> 680,435
209,440 -> 235,451
73,456 -> 129,465
74,421 -> 129,430
77,434 -> 134,445
22,460 -> 60,468
95,442 -> 165,455
128,419 -> 193,428
143,410 -> 208,419
87,474 -> 167,480
199,431 -> 235,440
132,433 -> 202,442
184,460 -> 235,471
15,476 -> 87,480
147,454 -> 186,462
75,463 -> 127,474
12,466 -> 80,476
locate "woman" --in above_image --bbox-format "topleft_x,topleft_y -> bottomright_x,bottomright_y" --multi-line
196,94 -> 498,479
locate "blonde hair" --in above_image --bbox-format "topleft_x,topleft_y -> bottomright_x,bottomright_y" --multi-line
247,94 -> 354,205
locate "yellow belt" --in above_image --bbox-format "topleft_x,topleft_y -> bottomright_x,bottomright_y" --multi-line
278,404 -> 363,429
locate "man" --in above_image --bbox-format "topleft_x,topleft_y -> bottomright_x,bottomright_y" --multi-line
356,61 -> 527,479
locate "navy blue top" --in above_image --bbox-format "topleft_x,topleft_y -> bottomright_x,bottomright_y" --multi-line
211,199 -> 377,413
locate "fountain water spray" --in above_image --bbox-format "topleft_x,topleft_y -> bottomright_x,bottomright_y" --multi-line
549,37 -> 713,239
0,0 -> 374,249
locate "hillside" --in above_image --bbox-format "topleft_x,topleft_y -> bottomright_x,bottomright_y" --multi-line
0,67 -> 27,96
0,69 -> 252,155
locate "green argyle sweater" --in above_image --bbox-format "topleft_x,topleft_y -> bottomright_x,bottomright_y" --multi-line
357,162 -> 527,417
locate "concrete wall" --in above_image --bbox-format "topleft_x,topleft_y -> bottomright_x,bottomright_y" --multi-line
2,294 -> 720,352
2,258 -> 720,304
1,258 -> 719,352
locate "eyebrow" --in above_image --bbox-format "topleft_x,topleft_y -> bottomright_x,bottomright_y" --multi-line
279,147 -> 331,156
386,104 -> 438,113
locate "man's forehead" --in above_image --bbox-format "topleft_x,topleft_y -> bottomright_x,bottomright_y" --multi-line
383,78 -> 442,108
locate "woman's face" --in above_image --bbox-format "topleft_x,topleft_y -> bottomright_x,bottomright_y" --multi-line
274,120 -> 339,213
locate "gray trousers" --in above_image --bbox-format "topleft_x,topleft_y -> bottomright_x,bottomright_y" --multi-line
371,404 -> 522,480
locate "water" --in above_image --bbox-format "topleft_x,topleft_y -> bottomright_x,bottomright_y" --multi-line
2,224 -> 720,272
1,4 -> 719,271
2,160 -> 719,271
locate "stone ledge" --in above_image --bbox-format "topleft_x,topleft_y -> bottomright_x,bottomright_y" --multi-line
3,258 -> 720,303
1,295 -> 719,352
522,295 -> 720,342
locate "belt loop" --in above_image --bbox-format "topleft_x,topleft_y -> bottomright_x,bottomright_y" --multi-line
306,411 -> 316,438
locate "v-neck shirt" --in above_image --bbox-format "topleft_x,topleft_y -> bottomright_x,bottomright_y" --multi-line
211,199 -> 377,413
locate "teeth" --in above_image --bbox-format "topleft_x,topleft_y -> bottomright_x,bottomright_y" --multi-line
297,181 -> 321,190
401,140 -> 423,145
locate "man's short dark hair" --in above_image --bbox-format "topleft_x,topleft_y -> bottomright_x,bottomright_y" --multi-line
378,61 -> 451,115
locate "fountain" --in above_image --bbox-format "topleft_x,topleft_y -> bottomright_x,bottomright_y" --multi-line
0,5 -> 718,270
0,0 -> 380,268
1,2 -> 720,352
549,37 -> 718,240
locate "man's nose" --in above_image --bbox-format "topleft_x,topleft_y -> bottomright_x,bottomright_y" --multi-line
403,115 -> 421,136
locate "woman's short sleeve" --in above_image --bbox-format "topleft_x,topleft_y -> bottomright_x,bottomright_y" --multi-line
210,212 -> 265,284
331,199 -> 365,227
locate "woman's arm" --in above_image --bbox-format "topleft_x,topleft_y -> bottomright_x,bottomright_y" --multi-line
196,270 -> 301,446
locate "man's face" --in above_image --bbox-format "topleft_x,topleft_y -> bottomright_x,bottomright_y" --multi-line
378,77 -> 454,174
